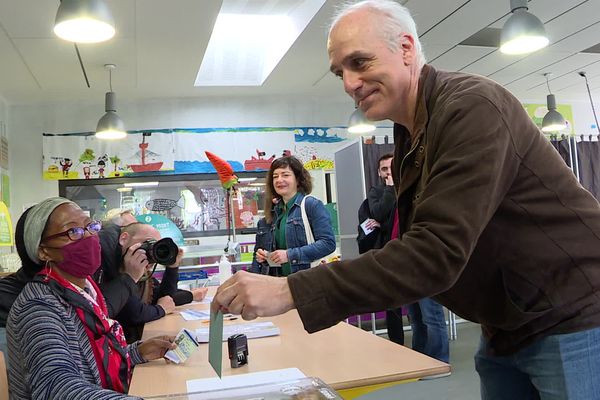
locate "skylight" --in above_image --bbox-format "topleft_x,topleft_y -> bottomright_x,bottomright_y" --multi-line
195,0 -> 326,87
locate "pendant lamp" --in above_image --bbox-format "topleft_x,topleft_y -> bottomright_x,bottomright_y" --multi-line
347,107 -> 376,134
541,73 -> 567,133
54,0 -> 115,43
96,64 -> 127,140
500,0 -> 548,55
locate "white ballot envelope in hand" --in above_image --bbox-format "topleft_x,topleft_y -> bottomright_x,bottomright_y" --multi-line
360,219 -> 376,235
164,328 -> 199,364
265,251 -> 281,267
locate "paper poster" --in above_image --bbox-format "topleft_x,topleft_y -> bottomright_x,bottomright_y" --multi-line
1,174 -> 9,207
43,131 -> 176,180
42,127 -> 351,181
0,201 -> 14,246
136,213 -> 184,246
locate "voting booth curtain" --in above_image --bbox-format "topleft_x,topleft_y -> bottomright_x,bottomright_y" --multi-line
551,137 -> 600,201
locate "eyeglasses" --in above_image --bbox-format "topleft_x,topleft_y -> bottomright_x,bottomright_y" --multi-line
42,220 -> 102,242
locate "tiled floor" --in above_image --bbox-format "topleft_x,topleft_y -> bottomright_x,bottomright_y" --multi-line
358,322 -> 482,400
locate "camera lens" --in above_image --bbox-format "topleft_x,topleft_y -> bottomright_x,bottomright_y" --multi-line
138,238 -> 179,265
152,238 -> 179,265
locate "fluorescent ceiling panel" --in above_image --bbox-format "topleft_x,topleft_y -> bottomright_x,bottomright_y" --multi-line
195,0 -> 326,87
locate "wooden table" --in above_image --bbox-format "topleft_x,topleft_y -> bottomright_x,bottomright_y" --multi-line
129,299 -> 450,399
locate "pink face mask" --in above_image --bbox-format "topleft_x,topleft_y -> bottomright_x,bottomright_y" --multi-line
55,235 -> 102,278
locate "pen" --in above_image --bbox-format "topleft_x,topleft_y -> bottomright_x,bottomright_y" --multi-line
202,275 -> 215,288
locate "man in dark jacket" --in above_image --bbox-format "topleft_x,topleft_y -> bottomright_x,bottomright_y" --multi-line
97,222 -> 207,342
365,153 -> 396,247
214,1 -> 600,398
369,155 -> 448,361
359,153 -> 407,347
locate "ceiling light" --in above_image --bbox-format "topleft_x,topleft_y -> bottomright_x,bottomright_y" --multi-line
541,73 -> 566,133
54,0 -> 115,43
238,177 -> 258,182
348,107 -> 376,134
116,187 -> 133,193
96,64 -> 126,140
500,0 -> 548,55
196,14 -> 295,86
123,182 -> 159,188
248,182 -> 266,187
195,0 -> 325,87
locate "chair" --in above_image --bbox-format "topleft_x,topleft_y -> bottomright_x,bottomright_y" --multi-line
0,351 -> 8,400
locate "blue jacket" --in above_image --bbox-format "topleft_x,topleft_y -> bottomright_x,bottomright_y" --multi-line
250,193 -> 336,274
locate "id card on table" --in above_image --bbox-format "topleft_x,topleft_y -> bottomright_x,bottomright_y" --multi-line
164,328 -> 199,364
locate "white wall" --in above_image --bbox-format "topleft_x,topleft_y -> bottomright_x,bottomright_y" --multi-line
0,98 -> 6,123
8,94 -> 354,221
571,100 -> 600,135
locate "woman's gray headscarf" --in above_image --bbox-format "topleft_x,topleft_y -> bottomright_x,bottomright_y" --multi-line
24,197 -> 75,265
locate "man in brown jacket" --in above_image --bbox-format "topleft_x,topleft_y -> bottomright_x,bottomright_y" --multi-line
214,1 -> 600,398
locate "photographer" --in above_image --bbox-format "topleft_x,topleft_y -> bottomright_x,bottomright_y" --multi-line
97,222 -> 207,342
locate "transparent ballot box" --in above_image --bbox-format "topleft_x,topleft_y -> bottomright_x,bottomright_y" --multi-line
145,377 -> 342,400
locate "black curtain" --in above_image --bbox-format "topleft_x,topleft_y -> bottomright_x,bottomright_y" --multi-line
549,138 -> 571,166
550,137 -> 600,201
575,140 -> 600,201
362,136 -> 394,192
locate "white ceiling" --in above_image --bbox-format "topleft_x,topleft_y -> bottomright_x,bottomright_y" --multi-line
0,0 -> 599,106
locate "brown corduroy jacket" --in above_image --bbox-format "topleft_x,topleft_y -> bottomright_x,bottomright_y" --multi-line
288,65 -> 600,355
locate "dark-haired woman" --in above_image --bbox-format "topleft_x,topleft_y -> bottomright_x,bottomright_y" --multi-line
250,156 -> 336,276
6,197 -> 173,399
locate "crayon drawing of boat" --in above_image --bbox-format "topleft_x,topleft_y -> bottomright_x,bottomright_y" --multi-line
128,132 -> 164,172
244,149 -> 275,171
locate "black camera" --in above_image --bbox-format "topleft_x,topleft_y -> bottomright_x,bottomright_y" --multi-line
139,238 -> 179,266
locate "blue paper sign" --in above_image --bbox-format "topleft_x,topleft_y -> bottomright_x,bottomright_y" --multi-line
136,213 -> 184,246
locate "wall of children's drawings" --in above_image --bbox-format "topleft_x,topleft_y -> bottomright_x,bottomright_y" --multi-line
42,127 -> 348,180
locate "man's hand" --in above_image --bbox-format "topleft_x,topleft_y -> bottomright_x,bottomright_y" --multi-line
157,295 -> 176,314
385,174 -> 394,186
256,248 -> 268,263
138,335 -> 176,361
268,250 -> 288,265
363,218 -> 381,230
212,270 -> 295,320
166,248 -> 184,269
123,242 -> 148,282
191,287 -> 209,302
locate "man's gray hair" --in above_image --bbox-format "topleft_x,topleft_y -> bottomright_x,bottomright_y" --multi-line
103,207 -> 135,226
329,0 -> 426,67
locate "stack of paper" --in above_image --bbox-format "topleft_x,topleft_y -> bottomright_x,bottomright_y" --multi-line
196,321 -> 280,342
180,309 -> 211,321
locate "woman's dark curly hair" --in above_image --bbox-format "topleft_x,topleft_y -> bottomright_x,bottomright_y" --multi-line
264,156 -> 312,223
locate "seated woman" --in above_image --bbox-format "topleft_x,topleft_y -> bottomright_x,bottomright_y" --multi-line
6,197 -> 174,399
250,156 -> 336,276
